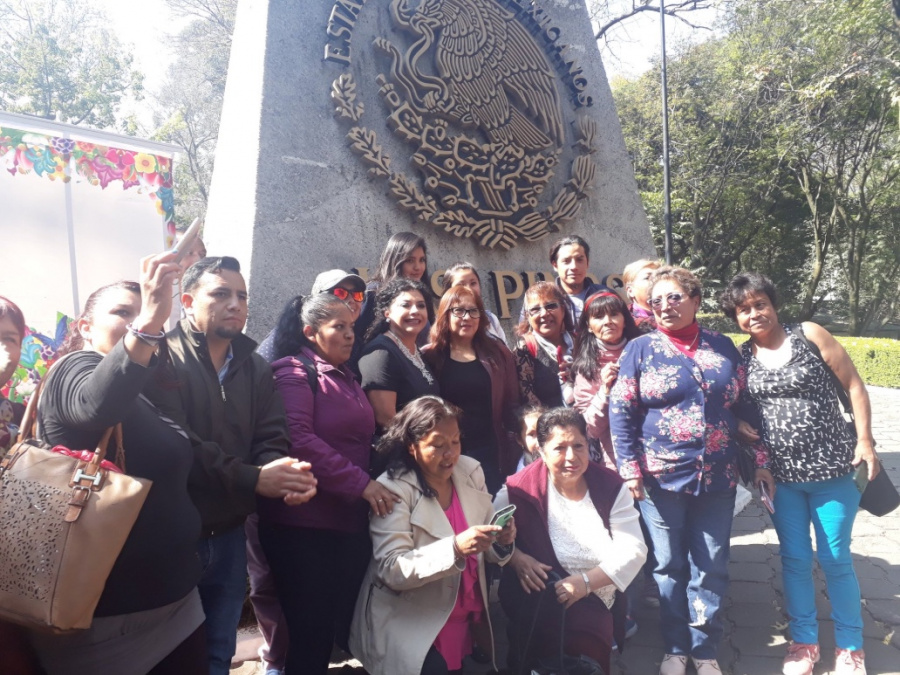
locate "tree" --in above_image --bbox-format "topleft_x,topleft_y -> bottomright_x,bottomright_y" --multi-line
0,0 -> 142,128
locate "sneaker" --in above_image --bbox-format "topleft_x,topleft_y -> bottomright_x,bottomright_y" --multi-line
691,657 -> 723,674
659,653 -> 688,675
782,642 -> 820,675
624,616 -> 638,639
834,648 -> 867,674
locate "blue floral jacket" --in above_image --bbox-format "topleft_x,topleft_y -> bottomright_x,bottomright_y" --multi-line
609,329 -> 765,495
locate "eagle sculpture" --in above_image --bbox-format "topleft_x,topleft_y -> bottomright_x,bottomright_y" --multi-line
387,0 -> 566,151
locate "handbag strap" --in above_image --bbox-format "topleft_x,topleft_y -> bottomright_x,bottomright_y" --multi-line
518,573 -> 570,675
792,324 -> 854,419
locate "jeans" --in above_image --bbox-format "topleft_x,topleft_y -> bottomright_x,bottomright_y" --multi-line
639,487 -> 735,659
197,527 -> 249,675
770,473 -> 863,650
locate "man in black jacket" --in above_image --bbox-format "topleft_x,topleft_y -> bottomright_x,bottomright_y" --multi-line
147,256 -> 316,675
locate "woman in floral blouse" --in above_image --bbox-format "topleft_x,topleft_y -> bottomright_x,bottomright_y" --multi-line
609,267 -> 765,675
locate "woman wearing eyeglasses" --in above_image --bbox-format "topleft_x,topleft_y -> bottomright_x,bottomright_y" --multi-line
608,266 -> 765,675
514,282 -> 576,409
422,285 -> 519,494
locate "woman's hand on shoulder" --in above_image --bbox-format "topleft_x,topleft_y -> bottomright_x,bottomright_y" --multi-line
509,550 -> 552,594
362,479 -> 402,518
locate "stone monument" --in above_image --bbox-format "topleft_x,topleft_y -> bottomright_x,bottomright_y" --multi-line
205,0 -> 655,338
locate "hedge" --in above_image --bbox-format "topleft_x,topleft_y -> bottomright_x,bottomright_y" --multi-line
722,332 -> 900,389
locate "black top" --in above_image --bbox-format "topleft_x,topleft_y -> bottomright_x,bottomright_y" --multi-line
515,342 -> 564,408
439,358 -> 496,455
36,343 -> 201,616
359,334 -> 439,419
742,324 -> 856,483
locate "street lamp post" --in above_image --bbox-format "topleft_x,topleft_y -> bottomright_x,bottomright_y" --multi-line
660,0 -> 673,264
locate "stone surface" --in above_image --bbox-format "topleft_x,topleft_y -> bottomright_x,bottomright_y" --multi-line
205,0 -> 655,339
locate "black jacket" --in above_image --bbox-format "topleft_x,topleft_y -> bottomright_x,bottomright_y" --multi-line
146,319 -> 290,536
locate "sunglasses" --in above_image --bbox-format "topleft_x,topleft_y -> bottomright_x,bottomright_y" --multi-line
527,302 -> 561,317
449,307 -> 481,319
332,287 -> 365,303
650,292 -> 688,310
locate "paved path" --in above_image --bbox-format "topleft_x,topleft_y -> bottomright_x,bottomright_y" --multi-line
232,387 -> 900,675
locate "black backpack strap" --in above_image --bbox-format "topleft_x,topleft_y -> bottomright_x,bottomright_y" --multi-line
294,352 -> 318,397
792,323 -> 853,418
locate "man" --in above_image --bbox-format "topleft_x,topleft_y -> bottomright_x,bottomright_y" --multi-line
147,256 -> 317,675
548,235 -> 610,326
623,258 -> 661,333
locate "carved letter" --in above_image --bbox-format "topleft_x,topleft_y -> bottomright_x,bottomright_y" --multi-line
491,270 -> 525,319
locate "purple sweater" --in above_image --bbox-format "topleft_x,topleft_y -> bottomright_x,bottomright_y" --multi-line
258,347 -> 375,533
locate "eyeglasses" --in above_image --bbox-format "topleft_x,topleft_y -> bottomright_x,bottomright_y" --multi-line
450,307 -> 481,319
527,302 -> 560,317
332,287 -> 365,303
650,292 -> 687,310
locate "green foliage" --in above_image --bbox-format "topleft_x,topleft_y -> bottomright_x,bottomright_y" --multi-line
0,0 -> 142,128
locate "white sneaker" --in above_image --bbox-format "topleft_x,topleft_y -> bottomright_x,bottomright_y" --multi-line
834,648 -> 867,674
692,657 -> 723,674
659,653 -> 688,675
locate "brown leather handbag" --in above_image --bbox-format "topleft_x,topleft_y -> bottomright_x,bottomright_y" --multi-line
0,382 -> 151,632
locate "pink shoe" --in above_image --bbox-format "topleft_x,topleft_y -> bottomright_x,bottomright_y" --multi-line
834,648 -> 866,674
782,642 -> 819,675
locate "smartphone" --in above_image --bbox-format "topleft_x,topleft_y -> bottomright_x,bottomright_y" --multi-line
173,217 -> 203,264
853,462 -> 869,494
759,482 -> 775,514
490,504 -> 516,531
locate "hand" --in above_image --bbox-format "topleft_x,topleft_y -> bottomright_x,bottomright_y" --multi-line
256,458 -> 318,501
555,574 -> 586,608
362,480 -> 402,517
509,550 -> 552,594
557,358 -> 572,384
599,362 -> 619,391
454,525 -> 500,557
736,419 -> 761,444
134,252 -> 182,333
495,516 -> 516,546
754,468 -> 776,500
851,440 -> 880,481
626,477 -> 645,501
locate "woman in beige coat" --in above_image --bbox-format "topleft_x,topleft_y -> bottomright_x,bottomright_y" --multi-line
349,396 -> 515,675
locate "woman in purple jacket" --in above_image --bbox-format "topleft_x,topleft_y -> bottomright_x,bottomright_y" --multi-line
257,293 -> 400,675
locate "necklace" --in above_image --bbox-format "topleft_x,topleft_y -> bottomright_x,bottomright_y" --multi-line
386,330 -> 435,384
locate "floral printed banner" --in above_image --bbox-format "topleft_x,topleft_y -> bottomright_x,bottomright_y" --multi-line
0,314 -> 70,404
0,126 -> 176,245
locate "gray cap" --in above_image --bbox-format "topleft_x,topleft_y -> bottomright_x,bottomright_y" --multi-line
311,269 -> 366,295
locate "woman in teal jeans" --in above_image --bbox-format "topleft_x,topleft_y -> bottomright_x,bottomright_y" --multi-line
721,272 -> 880,675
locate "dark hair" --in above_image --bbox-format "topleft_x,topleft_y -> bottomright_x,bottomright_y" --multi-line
536,407 -> 588,448
58,281 -> 142,355
571,293 -> 640,381
515,404 -> 544,432
182,256 -> 242,294
549,235 -> 590,265
375,396 -> 462,498
719,272 -> 779,321
516,281 -> 574,338
0,296 -> 26,341
364,277 -> 431,343
372,232 -> 429,285
440,262 -> 481,293
423,285 -> 504,376
649,265 -> 702,301
272,293 -> 350,361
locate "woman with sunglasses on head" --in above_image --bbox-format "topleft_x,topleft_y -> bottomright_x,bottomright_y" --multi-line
360,278 -> 440,435
356,232 -> 434,347
514,282 -> 576,409
441,263 -> 507,344
608,266 -> 767,675
421,285 -> 520,494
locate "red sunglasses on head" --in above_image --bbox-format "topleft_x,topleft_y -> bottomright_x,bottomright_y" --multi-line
332,287 -> 365,303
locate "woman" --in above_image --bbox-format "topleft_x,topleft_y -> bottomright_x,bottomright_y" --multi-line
349,396 -> 515,675
495,407 -> 647,674
609,266 -> 764,675
257,293 -> 399,675
29,255 -> 206,674
720,272 -> 878,675
357,232 -> 434,346
360,278 -> 440,432
515,282 -> 576,409
441,263 -> 507,343
422,284 -> 520,494
571,292 -> 641,469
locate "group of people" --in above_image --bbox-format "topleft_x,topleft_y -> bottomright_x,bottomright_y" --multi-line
0,230 -> 881,675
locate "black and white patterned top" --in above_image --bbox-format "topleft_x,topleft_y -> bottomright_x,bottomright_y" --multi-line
742,324 -> 855,483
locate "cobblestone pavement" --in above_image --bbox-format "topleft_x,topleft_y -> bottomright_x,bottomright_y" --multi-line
233,386 -> 900,675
